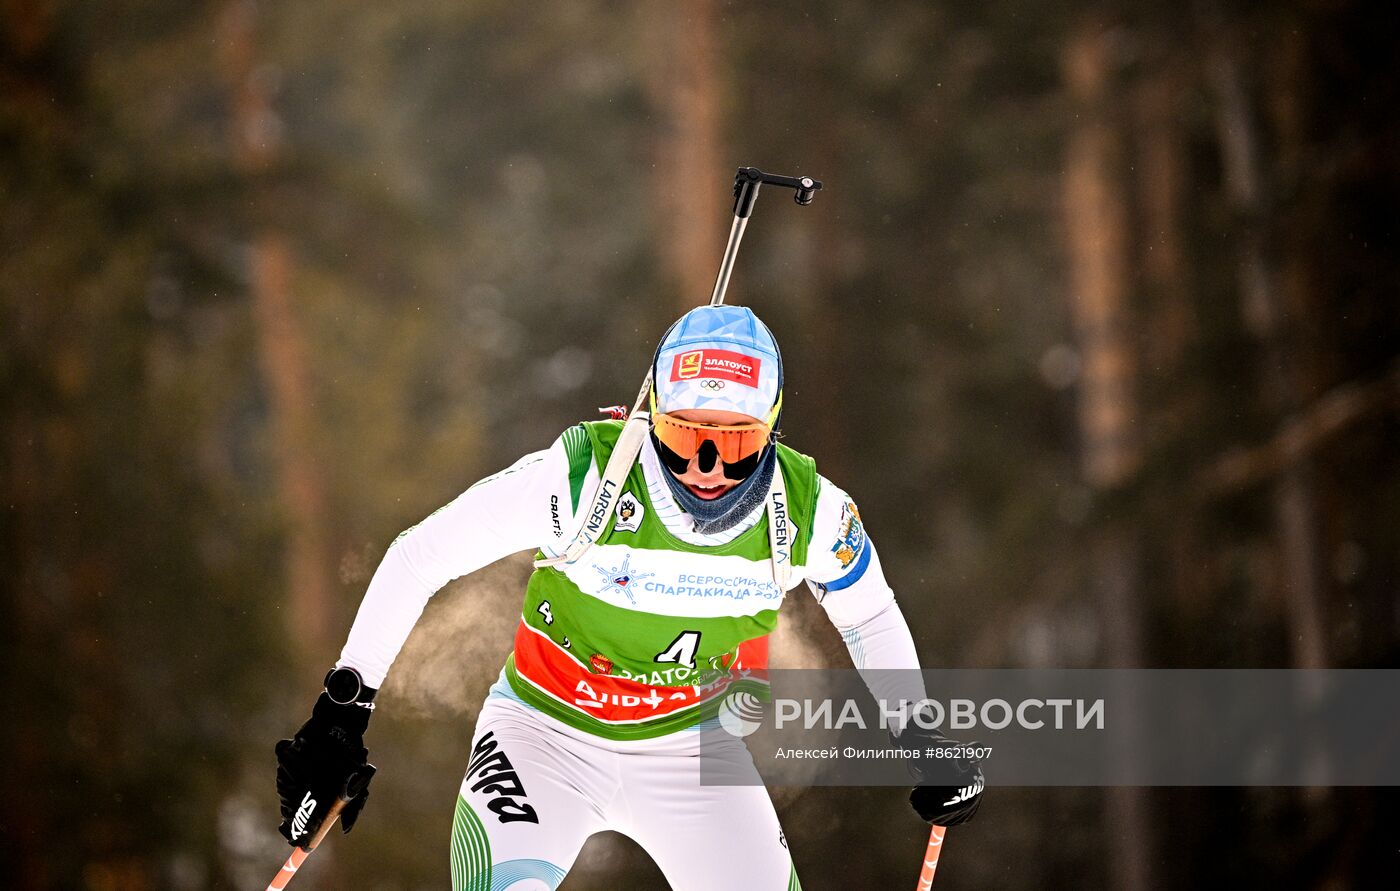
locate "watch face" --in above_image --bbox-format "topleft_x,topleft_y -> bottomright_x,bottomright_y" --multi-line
325,667 -> 363,705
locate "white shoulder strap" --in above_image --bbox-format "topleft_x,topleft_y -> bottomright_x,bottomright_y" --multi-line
535,374 -> 652,569
766,462 -> 793,591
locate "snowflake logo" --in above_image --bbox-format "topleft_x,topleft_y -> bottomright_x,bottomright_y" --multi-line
594,554 -> 655,604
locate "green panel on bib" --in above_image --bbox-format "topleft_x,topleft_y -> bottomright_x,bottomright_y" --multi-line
561,424 -> 593,513
774,443 -> 817,567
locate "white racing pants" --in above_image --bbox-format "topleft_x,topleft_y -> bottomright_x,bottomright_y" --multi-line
451,694 -> 801,891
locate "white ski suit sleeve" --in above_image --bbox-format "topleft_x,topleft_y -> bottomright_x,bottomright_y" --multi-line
803,475 -> 929,721
337,436 -> 587,688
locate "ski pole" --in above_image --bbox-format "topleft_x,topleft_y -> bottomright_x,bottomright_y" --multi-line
708,167 -> 822,307
914,825 -> 947,890
265,766 -> 376,891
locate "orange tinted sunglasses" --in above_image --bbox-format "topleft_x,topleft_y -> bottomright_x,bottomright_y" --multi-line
651,413 -> 773,463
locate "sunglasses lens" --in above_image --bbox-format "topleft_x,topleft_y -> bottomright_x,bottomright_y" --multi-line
652,414 -> 771,466
720,448 -> 763,479
654,434 -> 766,481
652,417 -> 701,459
654,436 -> 693,474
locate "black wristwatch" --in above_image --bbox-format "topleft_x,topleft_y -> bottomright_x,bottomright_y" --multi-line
324,666 -> 377,706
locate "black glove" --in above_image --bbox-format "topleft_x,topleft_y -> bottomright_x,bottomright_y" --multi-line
275,673 -> 377,847
894,717 -> 985,826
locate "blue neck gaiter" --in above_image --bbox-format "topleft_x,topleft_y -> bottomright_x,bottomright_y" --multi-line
658,441 -> 778,535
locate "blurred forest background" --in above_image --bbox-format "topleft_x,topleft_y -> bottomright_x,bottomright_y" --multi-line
2,0 -> 1397,888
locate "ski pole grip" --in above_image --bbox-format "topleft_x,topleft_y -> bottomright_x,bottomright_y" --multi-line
301,800 -> 347,853
300,764 -> 377,853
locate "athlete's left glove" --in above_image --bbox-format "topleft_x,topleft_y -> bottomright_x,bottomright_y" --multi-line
893,712 -> 985,826
275,667 -> 377,846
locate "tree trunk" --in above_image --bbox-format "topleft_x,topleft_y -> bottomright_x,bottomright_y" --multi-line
1063,29 -> 1139,491
1207,35 -> 1329,672
5,408 -> 52,887
247,234 -> 335,648
1132,58 -> 1210,615
4,7 -> 79,885
642,0 -> 726,311
1132,67 -> 1193,376
1063,22 -> 1155,891
219,0 -> 335,654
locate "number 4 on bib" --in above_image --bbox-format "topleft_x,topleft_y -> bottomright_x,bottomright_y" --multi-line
654,631 -> 701,669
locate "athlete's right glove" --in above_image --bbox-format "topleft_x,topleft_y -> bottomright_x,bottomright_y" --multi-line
274,667 -> 377,847
893,715 -> 985,826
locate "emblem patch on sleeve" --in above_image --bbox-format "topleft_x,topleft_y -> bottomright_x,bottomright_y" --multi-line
613,490 -> 644,533
831,501 -> 866,569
